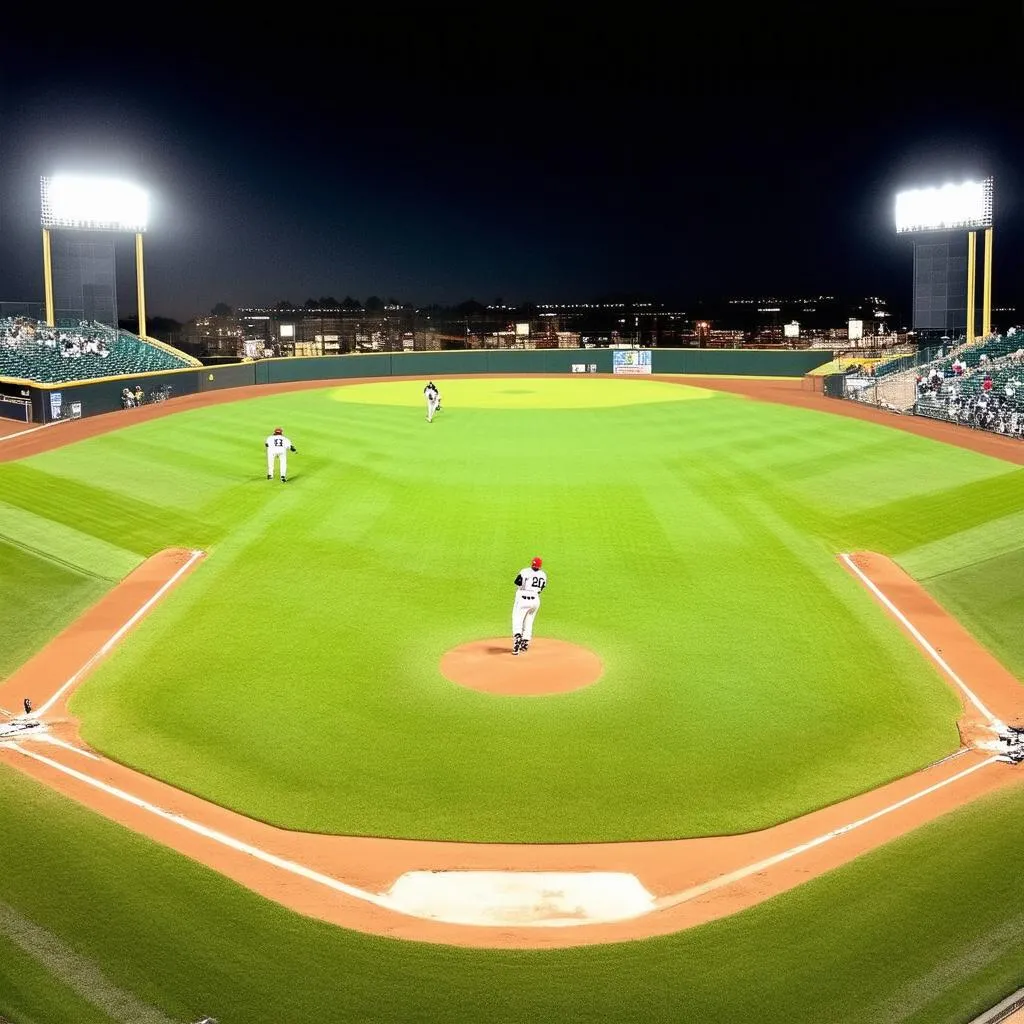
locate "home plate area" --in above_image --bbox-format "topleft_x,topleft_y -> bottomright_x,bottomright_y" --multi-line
384,871 -> 655,927
0,717 -> 43,743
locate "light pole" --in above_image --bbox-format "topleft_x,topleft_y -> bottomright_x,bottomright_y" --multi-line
895,177 -> 993,345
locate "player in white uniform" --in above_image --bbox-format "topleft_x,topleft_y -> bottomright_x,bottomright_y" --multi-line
512,556 -> 547,655
265,427 -> 297,482
424,381 -> 440,422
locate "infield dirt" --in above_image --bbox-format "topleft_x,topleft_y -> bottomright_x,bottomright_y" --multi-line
1,374 -> 1023,948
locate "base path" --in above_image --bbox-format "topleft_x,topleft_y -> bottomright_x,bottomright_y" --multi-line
2,542 -> 1022,948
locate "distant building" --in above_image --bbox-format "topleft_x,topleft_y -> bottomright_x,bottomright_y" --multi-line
185,314 -> 245,357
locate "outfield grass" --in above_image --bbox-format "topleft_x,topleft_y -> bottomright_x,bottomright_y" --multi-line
3,378 -> 1024,841
3,761 -> 1024,1023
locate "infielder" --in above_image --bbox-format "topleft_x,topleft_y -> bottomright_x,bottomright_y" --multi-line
265,427 -> 297,482
424,381 -> 440,422
512,556 -> 547,655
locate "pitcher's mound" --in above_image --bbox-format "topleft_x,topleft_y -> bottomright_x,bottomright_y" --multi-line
440,638 -> 603,696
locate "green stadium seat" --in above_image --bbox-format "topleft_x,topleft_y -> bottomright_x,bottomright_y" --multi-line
0,317 -> 193,383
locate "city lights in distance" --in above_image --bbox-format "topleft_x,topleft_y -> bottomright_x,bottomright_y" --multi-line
41,175 -> 149,232
894,178 -> 993,234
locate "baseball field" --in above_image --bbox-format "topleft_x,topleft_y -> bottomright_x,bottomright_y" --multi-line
3,374 -> 1024,1022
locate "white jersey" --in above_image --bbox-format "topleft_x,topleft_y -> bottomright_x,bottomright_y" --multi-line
424,386 -> 438,402
266,433 -> 293,451
515,567 -> 547,599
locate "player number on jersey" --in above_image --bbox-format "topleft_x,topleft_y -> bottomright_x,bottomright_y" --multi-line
532,576 -> 545,589
274,438 -> 284,446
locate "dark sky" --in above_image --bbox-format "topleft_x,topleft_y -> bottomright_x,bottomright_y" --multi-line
1,8 -> 1021,322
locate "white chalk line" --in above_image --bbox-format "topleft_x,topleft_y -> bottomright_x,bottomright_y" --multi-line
36,734 -> 101,760
657,753 -> 1002,910
840,552 -> 1003,730
0,420 -> 60,441
10,744 -> 395,913
5,544 -> 1011,930
7,741 -> 1004,928
35,549 -> 205,717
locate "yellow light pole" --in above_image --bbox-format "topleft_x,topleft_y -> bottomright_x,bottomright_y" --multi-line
42,227 -> 55,326
982,226 -> 993,338
135,231 -> 147,339
966,230 -> 977,344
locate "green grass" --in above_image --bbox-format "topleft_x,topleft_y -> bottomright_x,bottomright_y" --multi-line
0,542 -> 120,680
3,761 -> 1024,1023
4,378 -> 1024,841
0,930 -> 118,1024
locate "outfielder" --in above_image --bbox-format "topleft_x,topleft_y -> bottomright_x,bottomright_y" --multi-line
512,556 -> 547,655
265,427 -> 297,482
424,381 -> 440,422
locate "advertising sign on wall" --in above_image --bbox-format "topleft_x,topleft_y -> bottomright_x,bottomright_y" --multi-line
612,350 -> 652,375
49,391 -> 63,420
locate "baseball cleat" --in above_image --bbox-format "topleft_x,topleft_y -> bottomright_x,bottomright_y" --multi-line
513,634 -> 523,655
281,477 -> 287,482
267,474 -> 272,479
521,640 -> 529,652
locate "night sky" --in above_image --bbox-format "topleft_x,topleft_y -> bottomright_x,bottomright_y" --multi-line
1,9 -> 1020,323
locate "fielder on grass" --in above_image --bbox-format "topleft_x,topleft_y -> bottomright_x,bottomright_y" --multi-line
424,381 -> 440,422
265,427 -> 297,482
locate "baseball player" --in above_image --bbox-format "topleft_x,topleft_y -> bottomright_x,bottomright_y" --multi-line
423,381 -> 440,422
265,427 -> 297,482
511,556 -> 547,655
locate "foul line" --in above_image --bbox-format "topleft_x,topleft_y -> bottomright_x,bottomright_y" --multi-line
0,421 -> 60,442
35,549 -> 205,717
8,742 -> 1004,928
657,753 -> 1002,910
840,552 -> 1002,730
11,745 -> 394,913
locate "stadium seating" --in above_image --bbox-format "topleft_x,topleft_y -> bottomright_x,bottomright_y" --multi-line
911,331 -> 1024,436
0,317 -> 195,383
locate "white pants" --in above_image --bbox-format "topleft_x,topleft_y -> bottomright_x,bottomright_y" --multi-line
267,449 -> 288,478
426,398 -> 438,421
512,595 -> 540,640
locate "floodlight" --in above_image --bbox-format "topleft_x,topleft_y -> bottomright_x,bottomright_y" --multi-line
41,175 -> 149,232
894,178 -> 992,234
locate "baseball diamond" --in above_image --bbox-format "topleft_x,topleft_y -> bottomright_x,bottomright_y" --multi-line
3,372 -> 1024,1023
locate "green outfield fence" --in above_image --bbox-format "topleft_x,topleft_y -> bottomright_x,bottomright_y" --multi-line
0,348 -> 834,423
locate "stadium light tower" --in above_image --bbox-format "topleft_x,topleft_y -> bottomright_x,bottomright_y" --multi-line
894,177 -> 993,344
40,175 -> 150,334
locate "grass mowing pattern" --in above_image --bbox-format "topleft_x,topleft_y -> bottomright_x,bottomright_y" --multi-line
3,379 -> 1020,840
0,930 -> 118,1024
3,765 -> 1024,1023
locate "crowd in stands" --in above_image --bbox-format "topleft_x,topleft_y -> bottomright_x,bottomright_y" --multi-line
0,316 -> 193,383
913,330 -> 1024,438
121,385 -> 145,408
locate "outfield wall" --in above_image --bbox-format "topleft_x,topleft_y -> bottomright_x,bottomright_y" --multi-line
1,348 -> 834,423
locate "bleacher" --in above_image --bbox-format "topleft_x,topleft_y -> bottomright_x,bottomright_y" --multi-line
0,317 -> 197,384
873,343 -> 944,378
930,333 -> 1024,378
912,331 -> 1024,436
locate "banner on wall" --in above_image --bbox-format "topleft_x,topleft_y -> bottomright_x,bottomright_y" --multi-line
612,350 -> 651,375
49,391 -> 63,420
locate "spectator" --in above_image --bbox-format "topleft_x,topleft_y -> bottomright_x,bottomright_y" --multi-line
982,374 -> 994,394
133,385 -> 144,405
